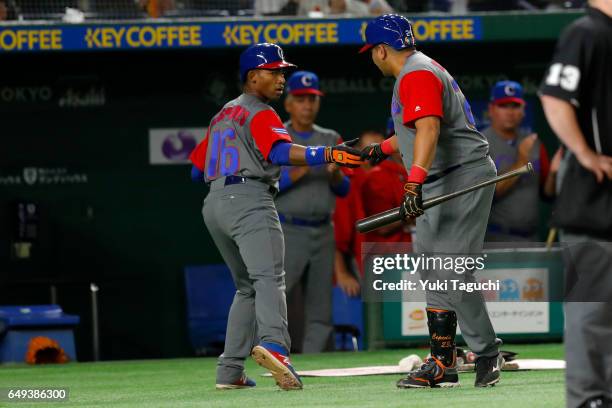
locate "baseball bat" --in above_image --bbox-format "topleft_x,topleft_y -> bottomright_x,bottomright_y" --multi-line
356,162 -> 534,234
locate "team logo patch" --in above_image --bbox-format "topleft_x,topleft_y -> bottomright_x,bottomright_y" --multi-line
271,127 -> 289,135
504,84 -> 517,96
301,75 -> 313,87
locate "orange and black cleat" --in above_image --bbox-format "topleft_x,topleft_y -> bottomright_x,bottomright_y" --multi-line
396,357 -> 460,389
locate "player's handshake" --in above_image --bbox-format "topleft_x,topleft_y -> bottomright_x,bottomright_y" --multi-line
360,142 -> 389,166
324,143 -> 364,168
342,137 -> 391,166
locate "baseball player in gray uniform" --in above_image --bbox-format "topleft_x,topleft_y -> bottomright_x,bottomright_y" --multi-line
189,43 -> 362,391
359,14 -> 503,388
277,70 -> 350,353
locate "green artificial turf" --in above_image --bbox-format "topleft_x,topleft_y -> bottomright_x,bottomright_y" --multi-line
0,343 -> 564,408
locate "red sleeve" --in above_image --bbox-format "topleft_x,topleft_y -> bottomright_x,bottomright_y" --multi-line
250,109 -> 292,160
399,70 -> 444,128
539,144 -> 550,185
189,128 -> 209,171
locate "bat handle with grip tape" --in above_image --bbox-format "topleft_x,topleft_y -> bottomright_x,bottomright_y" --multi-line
356,162 -> 534,234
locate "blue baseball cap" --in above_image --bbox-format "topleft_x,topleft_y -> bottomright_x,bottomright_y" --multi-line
286,71 -> 324,96
239,43 -> 297,83
359,14 -> 416,54
491,80 -> 525,105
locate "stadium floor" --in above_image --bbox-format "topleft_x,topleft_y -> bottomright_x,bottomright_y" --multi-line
0,343 -> 564,407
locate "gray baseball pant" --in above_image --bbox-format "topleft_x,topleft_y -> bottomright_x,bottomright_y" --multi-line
203,180 -> 290,384
561,231 -> 612,408
282,222 -> 334,353
415,156 -> 499,357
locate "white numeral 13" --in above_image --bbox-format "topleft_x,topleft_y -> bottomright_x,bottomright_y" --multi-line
546,63 -> 581,92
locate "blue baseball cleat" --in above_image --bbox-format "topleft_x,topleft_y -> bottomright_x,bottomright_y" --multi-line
251,342 -> 303,390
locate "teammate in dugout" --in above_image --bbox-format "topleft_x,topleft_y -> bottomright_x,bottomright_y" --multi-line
277,70 -> 351,353
189,43 -> 363,391
359,14 -> 503,388
483,80 -> 561,242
